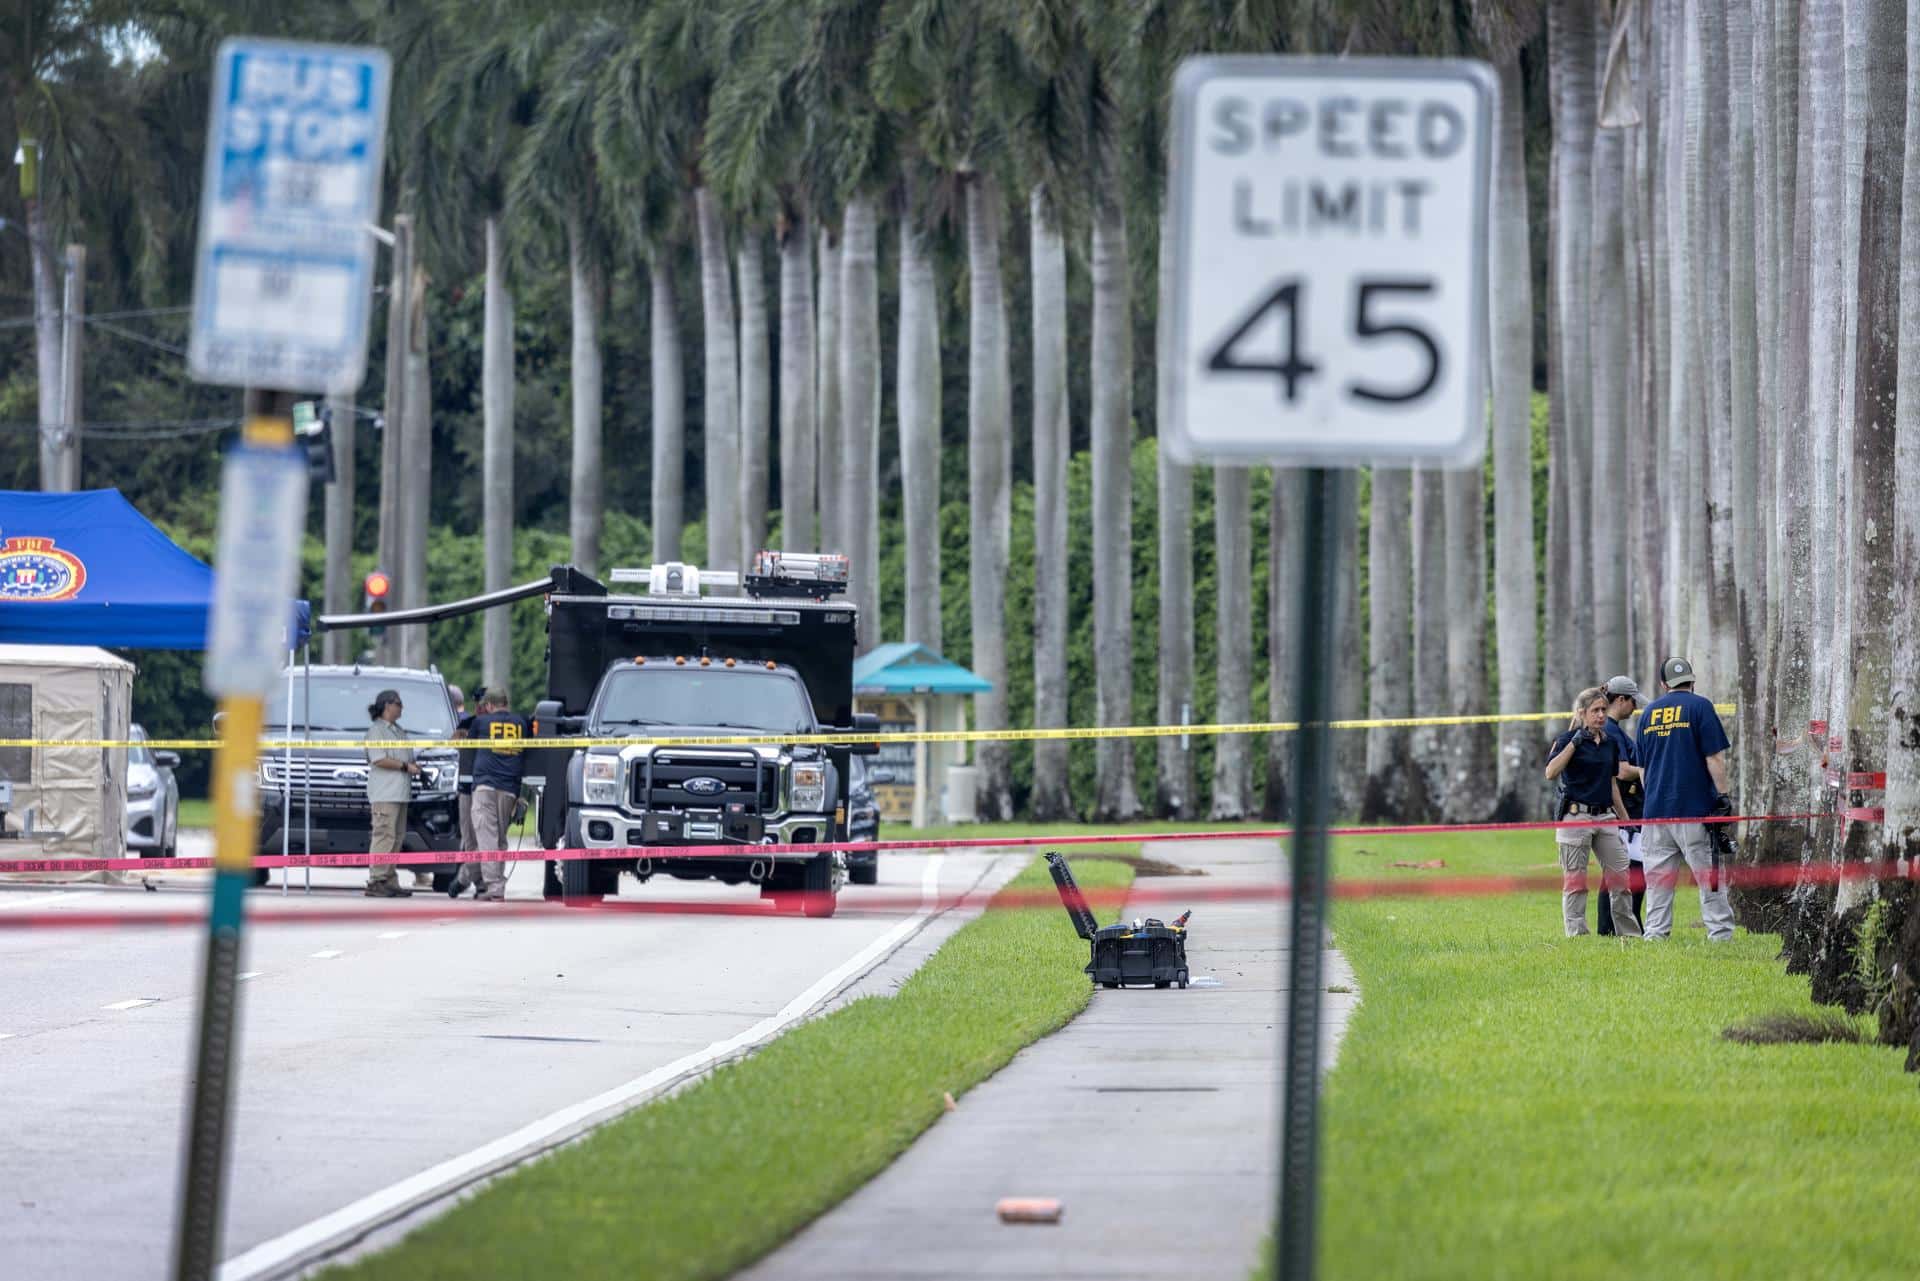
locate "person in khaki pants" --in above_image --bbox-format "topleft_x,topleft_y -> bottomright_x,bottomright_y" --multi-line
364,689 -> 420,897
1544,686 -> 1641,938
453,689 -> 528,901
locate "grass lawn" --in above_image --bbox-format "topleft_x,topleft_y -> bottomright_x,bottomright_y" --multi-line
325,844 -> 1136,1281
177,796 -> 213,830
1304,827 -> 1919,1281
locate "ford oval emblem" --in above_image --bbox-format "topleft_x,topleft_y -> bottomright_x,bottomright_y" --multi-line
682,776 -> 727,796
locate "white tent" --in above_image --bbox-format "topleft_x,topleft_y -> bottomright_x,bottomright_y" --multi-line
0,644 -> 134,867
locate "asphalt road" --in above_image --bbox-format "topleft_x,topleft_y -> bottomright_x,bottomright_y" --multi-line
0,836 -> 1018,1281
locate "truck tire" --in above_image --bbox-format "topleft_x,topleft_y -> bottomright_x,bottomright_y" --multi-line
560,810 -> 597,903
801,853 -> 837,919
848,858 -> 878,886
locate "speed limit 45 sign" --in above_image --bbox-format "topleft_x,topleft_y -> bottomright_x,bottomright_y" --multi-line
1166,57 -> 1495,466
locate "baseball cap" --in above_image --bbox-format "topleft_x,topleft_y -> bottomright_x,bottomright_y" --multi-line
1604,675 -> 1643,703
1659,656 -> 1697,687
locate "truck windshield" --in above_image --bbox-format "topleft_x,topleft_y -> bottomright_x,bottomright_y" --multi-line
594,668 -> 815,734
265,676 -> 454,737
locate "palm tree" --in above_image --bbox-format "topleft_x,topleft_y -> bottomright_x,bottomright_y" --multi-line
1364,468 -> 1413,820
738,233 -> 772,559
1028,185 -> 1072,817
1156,215 -> 1196,819
1885,0 -> 1920,866
778,215 -> 818,552
1210,463 -> 1253,819
838,193 -> 883,641
816,224 -> 843,552
897,209 -> 942,648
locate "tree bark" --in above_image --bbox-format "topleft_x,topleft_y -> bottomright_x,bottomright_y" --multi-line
482,217 -> 515,689
1549,0 -> 1598,681
1210,467 -> 1253,818
651,255 -> 685,562
695,185 -> 740,573
1695,0 -> 1741,717
1444,458 -> 1492,822
1589,42 -> 1630,677
1090,193 -> 1139,822
1363,468 -> 1413,820
1155,212 -> 1195,819
839,196 -> 882,646
1409,468 -> 1447,820
400,264 -> 432,669
815,225 -> 843,554
27,190 -> 62,492
1030,187 -> 1072,819
321,392 -> 355,666
898,216 -> 942,649
1886,0 -> 1920,866
966,177 -> 1014,819
738,234 -> 771,563
1264,469 -> 1300,820
567,219 -> 603,579
778,215 -> 816,552
1491,54 -> 1539,820
376,215 -> 410,666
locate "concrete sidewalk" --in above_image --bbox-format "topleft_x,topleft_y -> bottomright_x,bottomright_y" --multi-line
738,838 -> 1358,1281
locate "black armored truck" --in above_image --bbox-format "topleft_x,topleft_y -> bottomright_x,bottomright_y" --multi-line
524,551 -> 878,917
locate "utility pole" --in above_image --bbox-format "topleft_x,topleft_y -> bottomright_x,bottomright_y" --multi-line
399,261 -> 431,669
57,243 -> 84,490
375,213 -> 411,667
20,136 -> 62,492
321,392 -> 356,664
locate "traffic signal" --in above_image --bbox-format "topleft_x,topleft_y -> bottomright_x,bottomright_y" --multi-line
292,400 -> 336,484
363,569 -> 391,639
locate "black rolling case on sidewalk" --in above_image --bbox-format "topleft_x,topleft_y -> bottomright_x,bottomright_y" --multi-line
1045,851 -> 1190,990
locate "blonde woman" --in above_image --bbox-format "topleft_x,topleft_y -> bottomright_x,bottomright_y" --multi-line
1543,686 -> 1640,938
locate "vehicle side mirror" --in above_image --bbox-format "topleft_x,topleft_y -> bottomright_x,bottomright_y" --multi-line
869,767 -> 895,785
849,711 -> 881,756
155,751 -> 181,770
532,700 -> 564,737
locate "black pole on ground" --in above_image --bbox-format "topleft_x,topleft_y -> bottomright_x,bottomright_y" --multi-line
1277,465 -> 1340,1281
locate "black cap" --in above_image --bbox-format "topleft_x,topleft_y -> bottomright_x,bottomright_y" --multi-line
1659,656 -> 1696,687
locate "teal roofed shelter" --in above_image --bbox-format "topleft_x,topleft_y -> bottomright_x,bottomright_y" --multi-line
851,643 -> 992,828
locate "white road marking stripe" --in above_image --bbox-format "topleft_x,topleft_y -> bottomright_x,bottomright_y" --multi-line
0,1032 -> 15,1041
103,998 -> 157,1011
375,931 -> 409,940
309,949 -> 343,960
221,855 -> 948,1281
238,972 -> 263,982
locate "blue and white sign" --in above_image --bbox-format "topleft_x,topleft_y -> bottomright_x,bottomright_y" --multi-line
189,38 -> 391,394
205,445 -> 310,696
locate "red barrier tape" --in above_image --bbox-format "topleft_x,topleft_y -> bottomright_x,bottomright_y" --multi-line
0,854 -> 1914,931
0,811 -> 1835,878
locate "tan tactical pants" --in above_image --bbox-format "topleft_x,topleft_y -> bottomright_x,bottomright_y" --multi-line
1558,820 -> 1642,939
368,802 -> 407,889
460,786 -> 517,900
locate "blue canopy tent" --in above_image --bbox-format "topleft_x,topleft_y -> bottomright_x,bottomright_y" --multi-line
0,489 -> 308,649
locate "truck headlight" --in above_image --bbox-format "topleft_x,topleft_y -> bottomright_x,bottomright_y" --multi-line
128,779 -> 157,800
789,762 -> 827,812
418,762 -> 456,796
584,755 -> 623,805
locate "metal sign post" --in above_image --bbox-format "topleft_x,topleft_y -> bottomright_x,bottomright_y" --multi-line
175,36 -> 389,1281
1168,56 -> 1494,1281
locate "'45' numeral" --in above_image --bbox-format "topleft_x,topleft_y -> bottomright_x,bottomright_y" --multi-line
1205,278 -> 1443,406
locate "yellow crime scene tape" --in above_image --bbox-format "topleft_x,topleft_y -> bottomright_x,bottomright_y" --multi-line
0,706 -> 1739,752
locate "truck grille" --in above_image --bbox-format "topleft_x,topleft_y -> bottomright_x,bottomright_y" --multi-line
635,751 -> 776,812
259,758 -> 443,800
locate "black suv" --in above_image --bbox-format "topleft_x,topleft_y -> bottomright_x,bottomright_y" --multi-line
256,665 -> 463,885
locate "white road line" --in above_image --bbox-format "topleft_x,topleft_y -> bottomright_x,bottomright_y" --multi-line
238,972 -> 263,982
103,998 -> 157,1011
375,931 -> 410,940
221,855 -> 948,1281
0,1032 -> 15,1041
309,949 -> 343,960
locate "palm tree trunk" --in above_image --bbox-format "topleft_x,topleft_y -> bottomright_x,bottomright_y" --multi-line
1210,466 -> 1253,818
651,254 -> 685,562
1635,7 -> 1670,690
695,185 -> 740,573
1264,469 -> 1300,820
400,264 -> 432,669
1694,0 -> 1740,719
1363,468 -> 1413,820
567,221 -> 603,579
778,215 -> 816,551
482,217 -> 515,689
738,234 -> 771,562
27,192 -> 62,491
897,216 -> 942,648
1090,193 -> 1139,822
816,225 -> 843,553
1331,474 -> 1366,819
966,177 -> 1015,819
321,391 -> 355,666
1549,0 -> 1598,681
1886,0 -> 1920,865
1410,469 -> 1447,820
1030,186 -> 1072,819
1838,0 -> 1902,890
376,215 -> 410,667
1444,460 -> 1491,822
1728,0 -> 1766,798
1491,55 -> 1539,820
1588,53 -> 1630,677
1155,212 -> 1195,820
839,196 -> 881,646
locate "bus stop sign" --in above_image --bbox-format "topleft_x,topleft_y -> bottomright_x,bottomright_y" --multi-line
188,39 -> 391,394
1166,57 -> 1494,466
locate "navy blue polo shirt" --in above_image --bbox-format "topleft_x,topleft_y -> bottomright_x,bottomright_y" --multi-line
1603,717 -> 1643,818
1548,729 -> 1620,809
1636,690 -> 1730,819
469,710 -> 530,792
